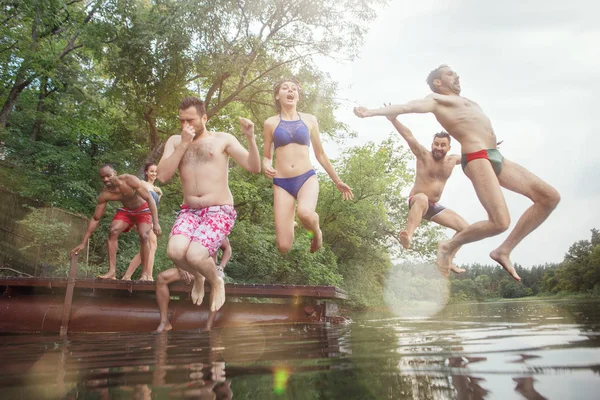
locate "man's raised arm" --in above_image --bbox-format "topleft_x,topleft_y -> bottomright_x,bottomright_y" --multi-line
157,124 -> 195,183
354,96 -> 438,118
226,118 -> 261,174
388,118 -> 428,158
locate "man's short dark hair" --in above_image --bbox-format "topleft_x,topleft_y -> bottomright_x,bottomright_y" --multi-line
100,162 -> 116,171
179,97 -> 206,117
426,64 -> 448,93
433,131 -> 451,144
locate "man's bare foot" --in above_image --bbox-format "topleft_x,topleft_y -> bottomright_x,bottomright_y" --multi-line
191,274 -> 205,305
399,231 -> 412,249
139,275 -> 154,282
450,264 -> 466,274
97,272 -> 116,280
210,276 -> 226,312
310,229 -> 323,253
435,241 -> 452,277
121,275 -> 132,281
155,321 -> 172,333
490,249 -> 521,281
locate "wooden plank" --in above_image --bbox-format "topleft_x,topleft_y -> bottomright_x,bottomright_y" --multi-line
0,277 -> 348,300
59,256 -> 79,337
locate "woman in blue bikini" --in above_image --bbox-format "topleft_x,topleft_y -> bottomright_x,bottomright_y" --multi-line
263,79 -> 354,253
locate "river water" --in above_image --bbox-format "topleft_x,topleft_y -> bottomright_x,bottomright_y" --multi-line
1,299 -> 599,399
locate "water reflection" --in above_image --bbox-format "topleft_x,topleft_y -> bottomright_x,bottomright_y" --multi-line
0,299 -> 599,399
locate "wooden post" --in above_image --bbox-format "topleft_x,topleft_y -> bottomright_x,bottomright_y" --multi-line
60,255 -> 78,337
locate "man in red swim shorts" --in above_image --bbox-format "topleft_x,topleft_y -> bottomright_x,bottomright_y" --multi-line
157,97 -> 260,316
70,163 -> 161,279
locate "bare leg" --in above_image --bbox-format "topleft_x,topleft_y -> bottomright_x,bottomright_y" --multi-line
122,253 -> 141,280
137,222 -> 152,281
491,159 -> 560,280
141,230 -> 157,281
205,310 -> 218,332
273,185 -> 297,253
186,243 -> 225,312
155,268 -> 182,332
430,209 -> 470,273
167,235 -> 204,304
436,159 -> 511,276
100,220 -> 129,279
295,176 -> 321,253
401,194 -> 428,249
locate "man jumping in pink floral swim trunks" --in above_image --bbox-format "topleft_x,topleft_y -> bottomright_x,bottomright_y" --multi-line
157,97 -> 261,314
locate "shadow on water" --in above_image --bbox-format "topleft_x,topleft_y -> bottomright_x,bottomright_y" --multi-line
1,299 -> 600,399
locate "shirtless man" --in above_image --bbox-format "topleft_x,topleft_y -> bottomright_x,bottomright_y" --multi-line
385,112 -> 468,275
354,65 -> 560,280
155,238 -> 232,332
157,97 -> 260,312
70,163 -> 161,279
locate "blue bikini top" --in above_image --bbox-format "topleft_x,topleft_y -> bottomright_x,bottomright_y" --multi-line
273,114 -> 311,150
150,190 -> 160,206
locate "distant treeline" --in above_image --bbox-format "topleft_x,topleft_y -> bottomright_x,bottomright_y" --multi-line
394,229 -> 600,303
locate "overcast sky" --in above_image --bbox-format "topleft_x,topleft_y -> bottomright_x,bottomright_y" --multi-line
315,0 -> 600,267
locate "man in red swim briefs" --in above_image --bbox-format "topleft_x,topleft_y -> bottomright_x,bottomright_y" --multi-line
157,97 -> 260,314
354,65 -> 560,281
70,163 -> 161,279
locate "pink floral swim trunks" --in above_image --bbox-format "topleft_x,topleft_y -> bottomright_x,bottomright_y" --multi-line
170,205 -> 236,255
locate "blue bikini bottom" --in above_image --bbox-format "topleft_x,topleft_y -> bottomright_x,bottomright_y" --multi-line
273,169 -> 316,199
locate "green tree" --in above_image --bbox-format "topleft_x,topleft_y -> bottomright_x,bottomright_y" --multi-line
0,0 -> 107,128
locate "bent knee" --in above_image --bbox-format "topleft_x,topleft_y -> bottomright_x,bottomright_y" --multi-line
411,193 -> 428,205
108,228 -> 121,239
276,239 -> 293,254
156,272 -> 169,285
409,194 -> 429,212
492,216 -> 510,234
456,221 -> 470,232
167,246 -> 186,263
296,208 -> 316,224
540,187 -> 561,210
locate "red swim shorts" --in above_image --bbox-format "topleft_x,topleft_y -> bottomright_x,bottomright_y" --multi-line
112,202 -> 153,232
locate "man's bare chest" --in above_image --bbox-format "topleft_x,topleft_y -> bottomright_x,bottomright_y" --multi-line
419,159 -> 453,181
181,141 -> 223,166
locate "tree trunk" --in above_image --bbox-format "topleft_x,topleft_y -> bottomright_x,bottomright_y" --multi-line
30,76 -> 49,141
137,140 -> 166,177
0,73 -> 34,129
143,108 -> 159,151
